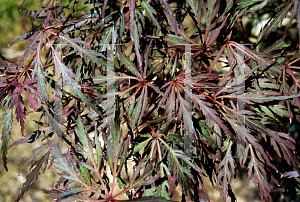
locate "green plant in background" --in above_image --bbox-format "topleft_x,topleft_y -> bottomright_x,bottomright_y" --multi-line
0,0 -> 300,202
0,0 -> 40,49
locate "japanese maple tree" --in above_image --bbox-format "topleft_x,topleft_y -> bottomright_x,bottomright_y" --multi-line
0,0 -> 300,201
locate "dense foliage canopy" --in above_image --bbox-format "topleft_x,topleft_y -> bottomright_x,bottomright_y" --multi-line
1,0 -> 300,201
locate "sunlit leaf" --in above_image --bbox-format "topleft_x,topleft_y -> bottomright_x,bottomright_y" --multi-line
217,141 -> 235,201
0,107 -> 12,171
258,2 -> 293,42
48,141 -> 82,184
248,145 -> 271,201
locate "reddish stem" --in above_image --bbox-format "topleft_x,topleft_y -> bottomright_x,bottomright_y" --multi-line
146,122 -> 157,138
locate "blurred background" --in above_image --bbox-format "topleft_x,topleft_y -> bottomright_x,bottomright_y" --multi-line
0,0 -> 299,201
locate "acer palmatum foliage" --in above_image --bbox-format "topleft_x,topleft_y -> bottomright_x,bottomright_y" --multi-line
0,0 -> 300,201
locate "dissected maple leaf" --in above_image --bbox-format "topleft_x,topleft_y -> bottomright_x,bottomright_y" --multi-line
0,76 -> 16,103
8,78 -> 39,137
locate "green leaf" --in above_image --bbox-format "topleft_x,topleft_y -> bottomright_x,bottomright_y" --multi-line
198,120 -> 215,144
266,38 -> 290,53
15,152 -> 50,202
155,180 -> 171,199
58,188 -> 87,198
131,94 -> 143,129
164,34 -> 188,45
78,163 -> 91,186
53,50 -> 103,117
258,2 -> 292,42
126,196 -> 175,201
59,36 -> 106,66
95,132 -> 103,169
141,1 -> 161,30
76,117 -> 94,160
133,138 -> 152,153
166,133 -> 184,143
270,105 -> 289,117
258,78 -> 279,89
260,105 -> 275,119
237,0 -> 267,10
158,137 -> 198,199
32,55 -> 48,101
0,107 -> 12,171
48,141 -> 82,184
105,99 -> 123,170
99,26 -> 113,52
116,47 -> 142,79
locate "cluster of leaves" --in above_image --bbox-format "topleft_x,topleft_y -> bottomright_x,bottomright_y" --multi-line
0,0 -> 300,201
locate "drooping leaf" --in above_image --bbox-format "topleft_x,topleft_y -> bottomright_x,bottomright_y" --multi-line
125,196 -> 176,202
258,2 -> 293,42
53,50 -> 103,117
0,107 -> 12,171
14,152 -> 50,202
59,36 -> 106,66
237,0 -> 267,10
116,47 -> 142,79
141,1 -> 161,30
191,93 -> 233,138
58,188 -> 87,199
48,141 -> 82,184
266,38 -> 290,53
186,0 -> 201,24
76,117 -> 94,160
32,55 -> 48,101
248,145 -> 271,201
217,141 -> 235,201
159,0 -> 178,35
206,14 -> 229,47
158,137 -> 199,199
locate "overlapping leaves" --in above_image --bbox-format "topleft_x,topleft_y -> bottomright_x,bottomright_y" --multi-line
0,0 -> 300,202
